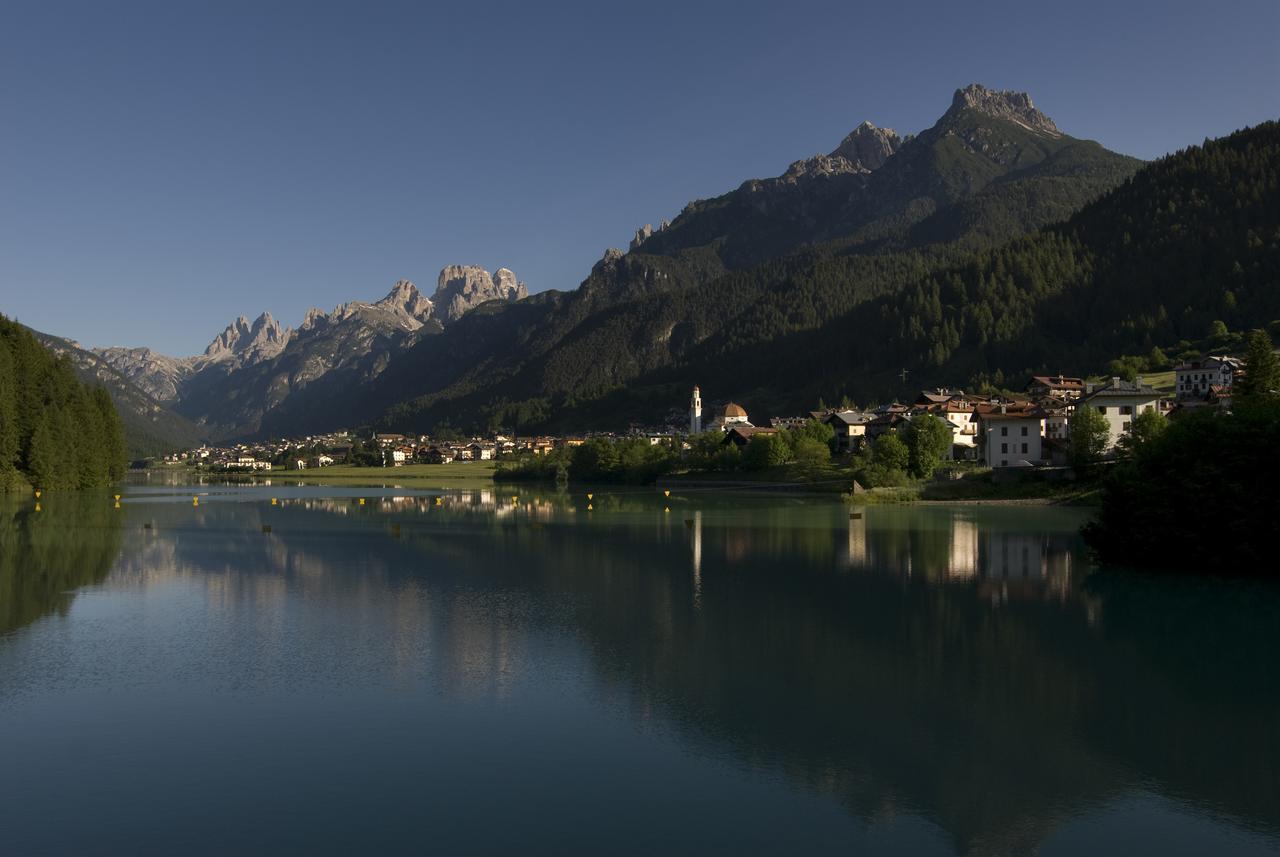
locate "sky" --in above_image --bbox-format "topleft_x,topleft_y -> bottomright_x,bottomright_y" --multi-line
2,0 -> 1277,356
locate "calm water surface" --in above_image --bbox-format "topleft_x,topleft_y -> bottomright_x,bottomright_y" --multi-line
1,485 -> 1277,856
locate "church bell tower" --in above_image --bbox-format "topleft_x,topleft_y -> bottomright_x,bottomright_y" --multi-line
690,386 -> 702,434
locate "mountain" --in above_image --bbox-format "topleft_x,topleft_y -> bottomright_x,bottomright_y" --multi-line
358,84 -> 1145,434
93,270 -> 527,440
24,329 -> 199,460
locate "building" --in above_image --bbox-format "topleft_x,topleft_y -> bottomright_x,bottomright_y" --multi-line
1175,356 -> 1241,401
721,426 -> 779,448
976,404 -> 1047,467
706,402 -> 752,432
423,446 -> 455,464
1078,377 -> 1163,451
690,386 -> 703,434
1026,375 -> 1085,401
825,410 -> 875,453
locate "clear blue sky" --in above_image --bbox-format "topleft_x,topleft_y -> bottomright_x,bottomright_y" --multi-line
2,0 -> 1277,355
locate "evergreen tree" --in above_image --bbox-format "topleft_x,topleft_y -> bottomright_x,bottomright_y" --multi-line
0,315 -> 128,491
1237,329 -> 1279,405
0,338 -> 18,475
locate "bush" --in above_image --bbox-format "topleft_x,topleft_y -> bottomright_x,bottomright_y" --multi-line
1083,401 -> 1280,571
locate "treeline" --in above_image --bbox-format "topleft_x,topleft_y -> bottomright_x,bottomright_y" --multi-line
1,315 -> 127,491
494,420 -> 841,485
1084,330 -> 1280,573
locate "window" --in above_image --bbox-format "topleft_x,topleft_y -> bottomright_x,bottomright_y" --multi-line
1001,426 -> 1008,436
1122,421 -> 1131,431
1021,426 -> 1028,436
1001,443 -> 1008,453
1022,443 -> 1028,453
1097,406 -> 1106,414
1120,405 -> 1133,415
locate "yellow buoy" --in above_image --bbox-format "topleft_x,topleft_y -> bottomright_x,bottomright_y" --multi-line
586,493 -> 593,500
359,498 -> 365,505
34,489 -> 41,499
664,506 -> 670,513
587,503 -> 593,511
113,494 -> 121,501
34,502 -> 41,513
271,497 -> 278,506
435,497 -> 442,506
663,490 -> 670,498
192,496 -> 199,506
114,501 -> 121,510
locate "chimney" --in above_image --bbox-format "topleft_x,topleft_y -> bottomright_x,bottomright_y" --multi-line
1111,376 -> 1121,387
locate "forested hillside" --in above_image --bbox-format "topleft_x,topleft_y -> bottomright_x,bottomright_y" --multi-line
32,329 -> 202,459
362,86 -> 1143,435
1,316 -> 127,491
779,120 -> 1280,404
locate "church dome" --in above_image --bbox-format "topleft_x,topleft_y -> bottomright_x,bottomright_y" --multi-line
723,403 -> 747,418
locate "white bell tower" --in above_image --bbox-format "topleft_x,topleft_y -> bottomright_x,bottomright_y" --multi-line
690,386 -> 702,434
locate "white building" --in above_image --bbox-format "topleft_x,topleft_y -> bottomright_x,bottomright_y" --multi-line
1175,356 -> 1241,401
977,405 -> 1046,468
707,402 -> 752,432
690,386 -> 702,434
1078,377 -> 1163,451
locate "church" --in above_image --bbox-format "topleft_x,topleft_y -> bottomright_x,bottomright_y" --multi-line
690,386 -> 753,433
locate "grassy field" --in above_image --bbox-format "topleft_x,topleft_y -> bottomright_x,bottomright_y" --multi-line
258,462 -> 496,487
1140,369 -> 1176,395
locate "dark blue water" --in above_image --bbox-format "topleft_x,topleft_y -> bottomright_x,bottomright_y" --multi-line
1,487 -> 1277,855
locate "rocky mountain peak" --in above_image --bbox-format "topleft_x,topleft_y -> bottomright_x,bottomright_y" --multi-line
202,309 -> 289,362
434,265 -> 528,323
947,84 -> 1060,136
830,121 -> 903,172
375,279 -> 434,322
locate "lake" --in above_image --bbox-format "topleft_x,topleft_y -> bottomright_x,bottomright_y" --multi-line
1,485 -> 1277,856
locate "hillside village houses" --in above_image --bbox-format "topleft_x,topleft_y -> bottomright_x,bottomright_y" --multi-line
170,356 -> 1261,475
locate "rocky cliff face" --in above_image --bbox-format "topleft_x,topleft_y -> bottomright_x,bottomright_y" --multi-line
202,311 -> 291,365
434,266 -> 528,323
945,83 -> 1060,136
92,272 -> 526,440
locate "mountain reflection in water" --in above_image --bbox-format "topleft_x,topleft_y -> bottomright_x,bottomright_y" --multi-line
0,489 -> 1276,856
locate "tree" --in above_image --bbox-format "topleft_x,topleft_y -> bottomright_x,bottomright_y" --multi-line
0,338 -> 17,475
1236,329 -> 1279,405
873,432 -> 909,472
906,414 -> 952,478
743,433 -> 789,470
792,437 -> 830,473
1209,319 -> 1230,339
1069,404 -> 1111,467
1117,407 -> 1166,458
26,414 -> 57,490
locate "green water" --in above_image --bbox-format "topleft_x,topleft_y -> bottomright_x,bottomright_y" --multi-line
0,486 -> 1276,855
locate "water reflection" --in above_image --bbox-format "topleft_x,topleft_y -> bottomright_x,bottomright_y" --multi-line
1,490 -> 1276,855
0,495 -> 124,637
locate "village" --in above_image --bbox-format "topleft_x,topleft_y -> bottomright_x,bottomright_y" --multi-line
160,354 -> 1245,476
